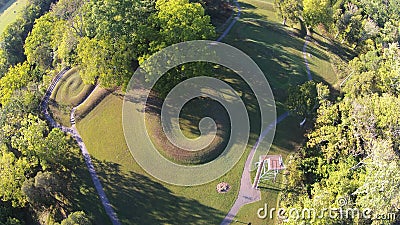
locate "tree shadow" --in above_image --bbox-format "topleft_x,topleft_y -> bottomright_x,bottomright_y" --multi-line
221,4 -> 339,100
92,159 -> 225,225
0,0 -> 16,14
142,90 -> 231,165
63,146 -> 112,225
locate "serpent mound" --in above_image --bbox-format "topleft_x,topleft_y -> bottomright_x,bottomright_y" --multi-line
145,93 -> 231,165
51,68 -> 94,106
49,68 -> 94,125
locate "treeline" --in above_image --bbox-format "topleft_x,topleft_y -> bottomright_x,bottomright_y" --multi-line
0,0 -> 216,224
279,0 -> 400,224
19,0 -> 215,92
0,0 -> 55,77
0,1 -> 93,223
275,0 -> 400,52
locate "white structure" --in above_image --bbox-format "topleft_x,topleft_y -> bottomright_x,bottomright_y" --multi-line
252,155 -> 285,189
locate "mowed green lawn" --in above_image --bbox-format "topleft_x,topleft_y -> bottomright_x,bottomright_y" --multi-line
0,0 -> 28,34
74,0 -> 340,224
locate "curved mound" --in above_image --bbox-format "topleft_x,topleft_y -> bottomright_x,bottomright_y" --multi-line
145,93 -> 231,165
49,68 -> 94,126
51,68 -> 94,106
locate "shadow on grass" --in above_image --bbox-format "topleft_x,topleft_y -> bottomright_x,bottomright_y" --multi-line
222,4 -> 339,102
65,146 -> 112,225
92,158 -> 225,225
0,0 -> 16,14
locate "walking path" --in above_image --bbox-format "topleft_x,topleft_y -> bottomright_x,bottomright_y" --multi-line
42,2 -> 314,224
302,36 -> 313,81
218,1 -> 313,223
217,0 -> 241,42
41,69 -> 121,225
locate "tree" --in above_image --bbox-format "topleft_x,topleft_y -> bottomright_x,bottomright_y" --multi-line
274,0 -> 302,26
22,171 -> 64,207
0,19 -> 27,67
40,128 -> 71,169
303,0 -> 333,32
150,0 -> 215,50
25,13 -> 59,70
143,0 -> 216,97
77,0 -> 215,89
286,81 -> 319,118
58,211 -> 92,225
354,139 -> 400,224
344,43 -> 400,97
0,145 -> 32,207
0,62 -> 41,106
76,0 -> 155,87
77,36 -> 135,87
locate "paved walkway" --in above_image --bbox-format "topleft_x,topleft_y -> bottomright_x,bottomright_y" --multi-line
217,0 -> 241,42
218,2 -> 313,222
302,36 -> 313,81
41,69 -> 121,225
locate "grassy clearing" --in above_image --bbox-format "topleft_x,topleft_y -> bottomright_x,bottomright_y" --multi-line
76,92 -> 305,224
77,94 -> 238,224
49,68 -> 94,126
74,0 -> 340,224
0,0 -> 27,34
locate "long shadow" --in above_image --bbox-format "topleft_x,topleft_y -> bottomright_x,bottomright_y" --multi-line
223,6 -> 338,92
218,1 -> 336,156
142,91 -> 231,165
220,4 -> 343,125
92,159 -> 225,225
64,147 -> 112,225
0,0 -> 16,14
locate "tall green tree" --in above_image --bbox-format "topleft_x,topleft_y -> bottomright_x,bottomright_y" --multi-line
286,81 -> 321,118
303,0 -> 333,32
0,62 -> 40,106
25,14 -> 59,70
274,0 -> 302,25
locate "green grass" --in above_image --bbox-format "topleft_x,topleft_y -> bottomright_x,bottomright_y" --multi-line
49,68 -> 94,126
75,87 -> 112,120
76,84 -> 305,225
77,94 -> 238,224
73,0 -> 341,224
68,146 -> 113,225
0,0 -> 28,34
52,68 -> 94,106
145,94 -> 231,165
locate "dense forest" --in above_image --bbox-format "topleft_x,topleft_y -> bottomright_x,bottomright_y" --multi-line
276,0 -> 400,224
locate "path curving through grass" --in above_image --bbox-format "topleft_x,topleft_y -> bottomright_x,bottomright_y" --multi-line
219,2 -> 314,223
41,69 -> 121,225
